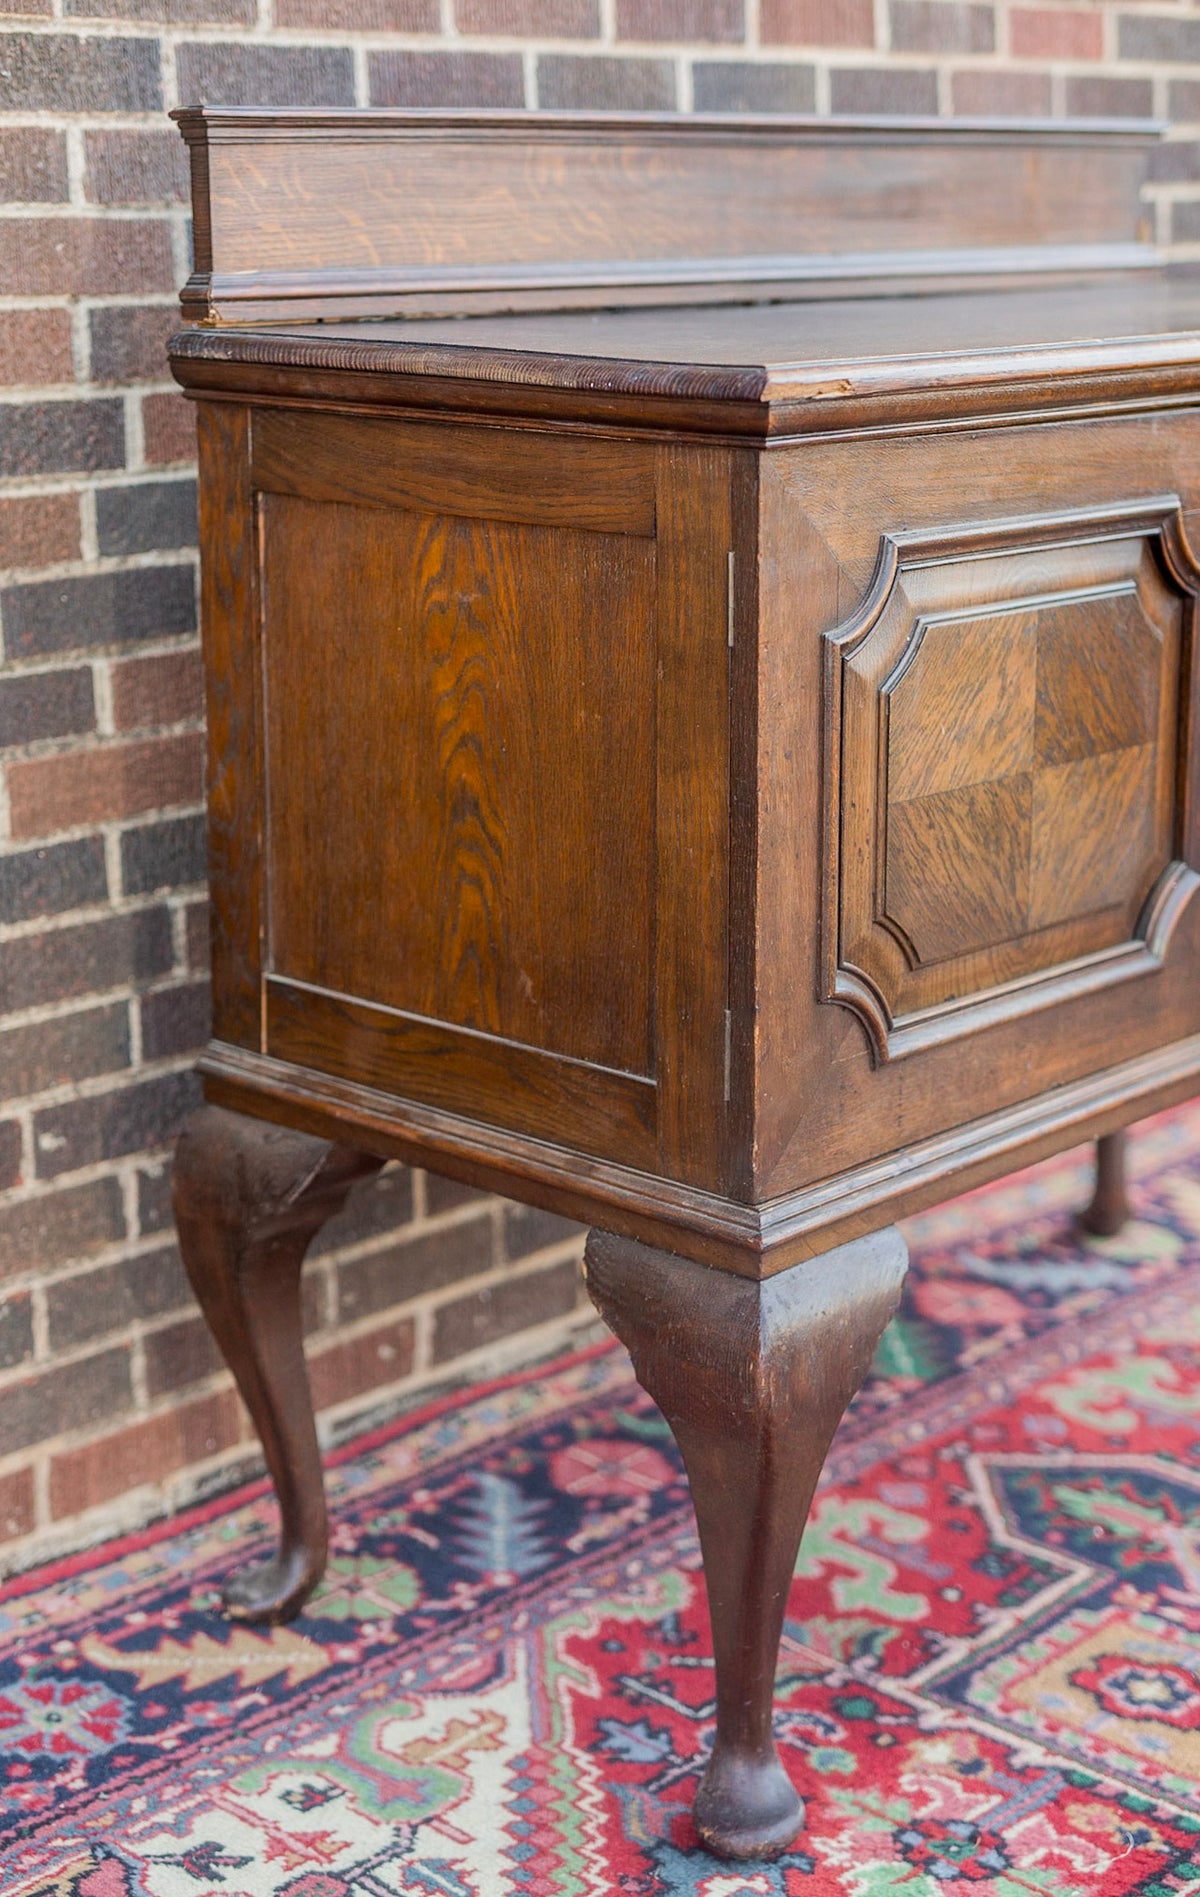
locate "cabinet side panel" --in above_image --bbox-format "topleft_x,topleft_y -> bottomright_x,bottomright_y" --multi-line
259,484 -> 657,1086
197,401 -> 262,1051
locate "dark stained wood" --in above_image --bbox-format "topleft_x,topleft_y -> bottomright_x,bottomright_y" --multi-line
170,109 -> 1200,1863
1081,1129 -> 1131,1235
258,482 -> 658,1086
173,108 -> 1158,326
196,402 -> 261,1051
172,1103 -> 383,1621
584,1225 -> 908,1858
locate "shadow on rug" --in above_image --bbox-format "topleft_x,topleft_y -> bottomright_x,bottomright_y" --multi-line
3,1105 -> 1200,1895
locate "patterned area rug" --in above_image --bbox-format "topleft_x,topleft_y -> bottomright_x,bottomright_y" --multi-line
4,1106 -> 1200,1896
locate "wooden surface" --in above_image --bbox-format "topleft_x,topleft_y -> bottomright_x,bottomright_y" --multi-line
584,1225 -> 909,1858
170,108 -> 1200,1862
174,107 -> 1157,324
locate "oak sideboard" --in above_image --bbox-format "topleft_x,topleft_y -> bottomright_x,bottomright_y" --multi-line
167,106 -> 1200,1859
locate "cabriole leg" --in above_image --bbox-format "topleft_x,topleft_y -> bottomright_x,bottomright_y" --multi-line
584,1226 -> 907,1861
1080,1129 -> 1130,1237
172,1103 -> 384,1623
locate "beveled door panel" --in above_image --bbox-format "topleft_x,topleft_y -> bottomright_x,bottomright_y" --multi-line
823,499 -> 1198,1060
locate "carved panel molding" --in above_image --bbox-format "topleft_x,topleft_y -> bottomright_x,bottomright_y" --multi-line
822,497 -> 1200,1062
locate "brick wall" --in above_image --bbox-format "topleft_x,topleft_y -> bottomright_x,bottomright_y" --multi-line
1,0 -> 1199,1573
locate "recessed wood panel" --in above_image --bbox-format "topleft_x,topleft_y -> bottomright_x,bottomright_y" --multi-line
260,492 -> 657,1086
824,499 -> 1196,1061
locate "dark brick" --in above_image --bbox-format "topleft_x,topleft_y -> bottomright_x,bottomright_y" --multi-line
367,49 -> 525,106
692,59 -> 816,110
46,1242 -> 189,1351
1119,12 -> 1200,65
68,0 -> 254,20
1169,81 -> 1200,124
143,1311 -> 221,1397
890,0 -> 993,50
184,899 -> 209,973
0,34 -> 161,111
136,1163 -> 172,1235
0,494 -> 81,569
338,1216 -> 493,1320
0,1177 -> 125,1282
503,1203 -> 585,1261
1064,74 -> 1154,118
309,1317 -> 416,1412
617,0 -> 742,37
0,908 -> 172,1017
537,53 -> 676,107
0,1346 -> 133,1455
89,305 -> 176,384
34,1067 -> 201,1180
0,1123 -> 22,1190
112,647 -> 204,731
0,400 -> 123,480
3,565 -> 195,660
176,41 -> 355,107
0,127 -> 67,202
121,812 -> 207,895
0,217 -> 173,297
96,480 -> 197,556
140,980 -> 210,1061
951,68 -> 1051,113
0,1004 -> 130,1102
457,0 -> 596,29
84,129 -> 189,205
0,1468 -> 34,1543
830,64 -> 939,112
1149,140 -> 1200,183
423,1170 -> 485,1216
0,668 -> 94,748
0,838 -> 108,925
432,1259 -> 581,1364
1173,200 -> 1200,244
0,309 -> 74,387
311,1164 -> 415,1255
0,1295 -> 33,1371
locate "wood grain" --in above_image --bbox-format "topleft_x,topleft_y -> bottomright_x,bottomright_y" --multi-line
174,108 -> 1158,325
259,489 -> 657,1082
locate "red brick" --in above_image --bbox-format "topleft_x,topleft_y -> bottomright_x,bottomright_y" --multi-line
537,53 -> 676,106
0,1467 -> 35,1544
279,0 -> 437,20
1065,73 -> 1152,116
0,1346 -> 133,1456
110,647 -> 204,731
761,0 -> 873,44
84,130 -> 189,206
90,306 -> 176,384
367,49 -> 526,106
0,218 -> 174,298
0,0 -> 52,14
457,0 -> 597,29
0,127 -> 67,202
951,66 -> 1052,111
308,1317 -> 416,1411
1010,5 -> 1101,57
142,394 -> 197,467
48,1389 -> 241,1518
0,309 -> 73,387
7,733 -> 205,840
0,494 -> 81,570
617,0 -> 742,38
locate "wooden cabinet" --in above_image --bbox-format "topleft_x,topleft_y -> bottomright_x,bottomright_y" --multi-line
169,106 -> 1200,1859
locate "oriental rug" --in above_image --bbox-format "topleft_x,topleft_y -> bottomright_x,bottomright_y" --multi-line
3,1106 -> 1200,1895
